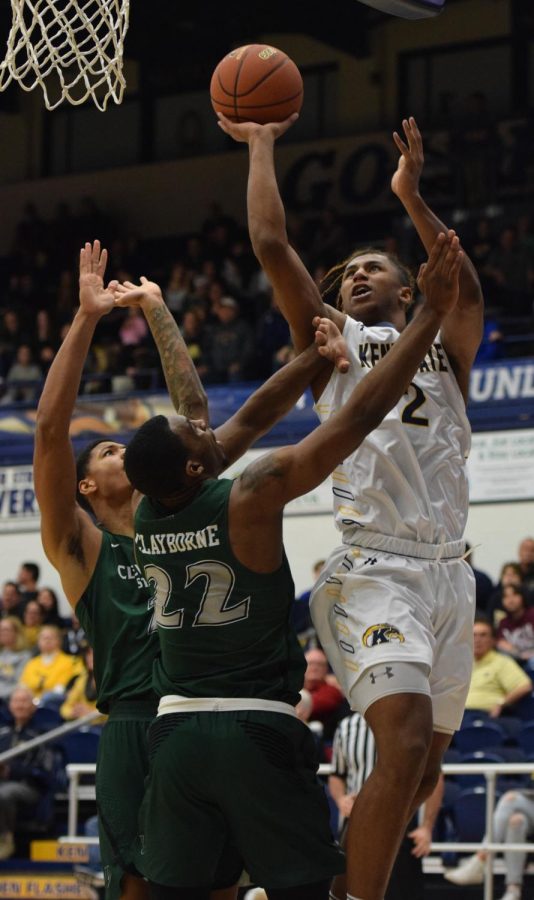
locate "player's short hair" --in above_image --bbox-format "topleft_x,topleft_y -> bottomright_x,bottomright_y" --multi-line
75,439 -> 110,512
320,247 -> 415,310
124,416 -> 189,499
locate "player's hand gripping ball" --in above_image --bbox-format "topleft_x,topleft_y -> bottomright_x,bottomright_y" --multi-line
210,44 -> 303,124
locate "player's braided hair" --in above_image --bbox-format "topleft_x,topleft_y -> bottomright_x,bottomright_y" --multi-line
319,248 -> 416,311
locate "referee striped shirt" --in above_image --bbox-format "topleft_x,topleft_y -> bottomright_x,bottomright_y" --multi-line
331,712 -> 376,795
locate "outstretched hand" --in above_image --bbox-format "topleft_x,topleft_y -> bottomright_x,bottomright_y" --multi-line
417,230 -> 463,318
113,276 -> 164,309
313,316 -> 350,374
78,241 -> 117,317
391,117 -> 424,200
216,111 -> 298,144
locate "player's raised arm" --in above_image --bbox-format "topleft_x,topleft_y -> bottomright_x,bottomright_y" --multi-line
214,333 -> 349,466
391,116 -> 483,400
217,113 -> 346,355
34,242 -> 115,599
235,232 -> 463,511
114,277 -> 208,421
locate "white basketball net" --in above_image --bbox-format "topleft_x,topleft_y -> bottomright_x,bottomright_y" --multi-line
0,0 -> 130,111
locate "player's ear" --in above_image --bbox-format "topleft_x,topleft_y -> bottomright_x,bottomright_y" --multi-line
186,460 -> 204,479
78,477 -> 96,500
399,285 -> 412,311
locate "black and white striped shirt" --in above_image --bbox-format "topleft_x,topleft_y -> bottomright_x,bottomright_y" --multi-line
331,712 -> 376,795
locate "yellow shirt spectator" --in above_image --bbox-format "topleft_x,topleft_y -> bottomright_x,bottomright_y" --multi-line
21,600 -> 44,650
20,625 -> 83,699
466,650 -> 531,711
60,648 -> 106,724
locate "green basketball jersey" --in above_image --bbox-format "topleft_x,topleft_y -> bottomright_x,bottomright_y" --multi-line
76,530 -> 158,713
134,478 -> 305,704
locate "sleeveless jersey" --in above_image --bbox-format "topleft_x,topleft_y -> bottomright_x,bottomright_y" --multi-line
76,531 -> 158,713
316,316 -> 471,544
134,478 -> 304,704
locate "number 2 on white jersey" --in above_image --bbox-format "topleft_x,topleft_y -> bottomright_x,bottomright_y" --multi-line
401,383 -> 429,427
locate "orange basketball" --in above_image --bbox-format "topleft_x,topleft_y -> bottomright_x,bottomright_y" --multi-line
210,44 -> 303,124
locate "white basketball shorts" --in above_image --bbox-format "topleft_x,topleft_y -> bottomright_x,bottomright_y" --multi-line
310,536 -> 476,734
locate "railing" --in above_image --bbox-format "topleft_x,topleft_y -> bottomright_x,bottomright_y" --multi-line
26,755 -> 534,898
319,761 -> 534,900
0,710 -> 102,764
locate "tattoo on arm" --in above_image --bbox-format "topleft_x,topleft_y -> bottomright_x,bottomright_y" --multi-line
145,304 -> 206,417
239,454 -> 285,493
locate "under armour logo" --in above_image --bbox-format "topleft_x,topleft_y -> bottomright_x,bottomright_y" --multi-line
363,557 -> 378,566
369,666 -> 394,684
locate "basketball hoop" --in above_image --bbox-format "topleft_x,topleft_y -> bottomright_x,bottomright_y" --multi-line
0,0 -> 131,111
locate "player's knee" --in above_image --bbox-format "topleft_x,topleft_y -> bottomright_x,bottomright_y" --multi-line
412,765 -> 440,808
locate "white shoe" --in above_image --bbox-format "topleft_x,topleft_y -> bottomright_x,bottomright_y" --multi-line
499,887 -> 521,900
444,854 -> 485,885
0,831 -> 14,860
244,891 -> 268,900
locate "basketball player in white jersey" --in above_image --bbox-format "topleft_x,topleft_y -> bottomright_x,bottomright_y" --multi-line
217,113 -> 483,900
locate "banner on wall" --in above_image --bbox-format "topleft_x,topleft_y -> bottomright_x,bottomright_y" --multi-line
467,429 -> 534,504
0,464 -> 40,532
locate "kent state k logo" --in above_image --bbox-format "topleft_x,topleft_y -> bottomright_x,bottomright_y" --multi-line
362,623 -> 405,648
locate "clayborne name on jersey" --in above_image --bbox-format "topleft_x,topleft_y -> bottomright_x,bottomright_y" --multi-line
135,525 -> 221,556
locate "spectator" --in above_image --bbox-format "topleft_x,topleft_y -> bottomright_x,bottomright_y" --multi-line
496,586 -> 534,674
0,582 -> 23,620
484,227 -> 534,315
255,292 -> 292,379
17,563 -> 40,605
21,601 -> 43,650
466,543 -> 494,611
445,789 -> 534,898
3,345 -> 42,404
20,626 -> 83,700
303,648 -> 346,740
118,306 -> 149,352
0,619 -> 31,704
329,711 -> 444,900
36,588 -> 66,629
0,311 -> 29,377
179,308 -> 207,372
0,686 -> 56,859
487,562 -> 527,628
202,296 -> 254,383
60,647 -> 102,722
163,262 -> 193,317
33,310 -> 58,358
475,316 -> 504,363
62,614 -> 88,657
465,615 -> 532,717
517,537 -> 534,594
465,217 -> 496,270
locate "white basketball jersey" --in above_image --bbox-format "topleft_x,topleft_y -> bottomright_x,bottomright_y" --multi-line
315,315 -> 471,544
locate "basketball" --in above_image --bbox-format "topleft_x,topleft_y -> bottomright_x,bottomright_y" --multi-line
210,44 -> 303,124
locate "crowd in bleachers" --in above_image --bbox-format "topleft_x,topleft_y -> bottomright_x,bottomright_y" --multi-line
0,194 -> 533,404
0,562 -> 103,859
